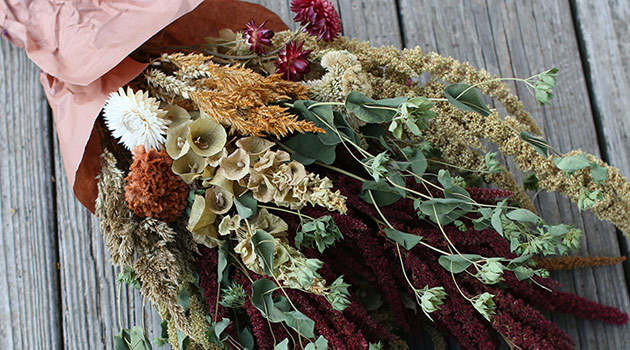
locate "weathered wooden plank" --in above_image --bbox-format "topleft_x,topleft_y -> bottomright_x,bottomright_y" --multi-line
573,0 -> 630,297
336,0 -> 402,47
398,0 -> 630,349
0,40 -> 62,349
253,0 -> 297,30
54,141 -> 163,347
573,0 -> 630,178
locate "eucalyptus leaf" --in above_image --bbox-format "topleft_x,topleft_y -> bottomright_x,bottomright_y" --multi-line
129,327 -> 153,350
345,91 -> 408,123
293,100 -> 339,146
485,152 -> 504,173
273,295 -> 292,313
251,278 -> 285,322
472,216 -> 491,231
285,133 -> 336,165
360,181 -> 402,206
444,83 -> 491,116
369,343 -> 384,350
437,169 -> 453,189
114,329 -> 131,350
316,336 -> 329,349
334,111 -> 361,145
418,198 -> 471,225
491,210 -> 503,236
388,173 -> 407,197
178,287 -> 190,312
513,266 -> 534,280
507,254 -> 533,269
443,185 -> 472,202
239,327 -> 255,350
117,266 -> 141,290
296,216 -> 343,253
284,310 -> 316,338
439,254 -> 482,273
554,154 -> 590,174
506,209 -> 540,223
275,339 -> 290,350
384,228 -> 423,250
218,243 -> 229,286
234,192 -> 258,219
251,230 -> 276,275
534,68 -> 558,105
401,147 -> 427,177
214,318 -> 231,341
590,162 -> 608,184
305,336 -> 329,350
578,189 -> 603,211
520,131 -> 550,157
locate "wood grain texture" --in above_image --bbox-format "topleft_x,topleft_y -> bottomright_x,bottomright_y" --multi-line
398,0 -> 630,348
336,0 -> 402,47
53,143 -> 163,349
0,39 -> 61,349
572,0 -> 630,299
573,0 -> 630,177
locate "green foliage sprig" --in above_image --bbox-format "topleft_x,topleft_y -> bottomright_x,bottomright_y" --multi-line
295,215 -> 344,253
283,90 -> 586,323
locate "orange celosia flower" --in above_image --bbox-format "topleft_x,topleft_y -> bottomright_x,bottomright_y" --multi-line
125,145 -> 189,223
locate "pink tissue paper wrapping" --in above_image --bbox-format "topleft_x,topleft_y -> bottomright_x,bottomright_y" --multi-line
0,0 -> 288,212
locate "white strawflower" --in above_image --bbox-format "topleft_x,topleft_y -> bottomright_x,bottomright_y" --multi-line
103,87 -> 170,150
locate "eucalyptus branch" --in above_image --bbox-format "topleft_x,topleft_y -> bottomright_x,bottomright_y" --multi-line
455,77 -> 535,99
427,158 -> 494,174
259,204 -> 317,221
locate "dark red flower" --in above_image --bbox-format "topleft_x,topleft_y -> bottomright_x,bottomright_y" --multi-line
242,19 -> 274,55
275,41 -> 312,81
291,0 -> 342,42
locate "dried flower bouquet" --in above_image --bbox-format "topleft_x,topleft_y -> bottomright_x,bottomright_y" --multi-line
92,1 -> 630,349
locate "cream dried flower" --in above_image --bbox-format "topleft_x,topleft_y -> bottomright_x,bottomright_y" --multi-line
104,87 -> 170,150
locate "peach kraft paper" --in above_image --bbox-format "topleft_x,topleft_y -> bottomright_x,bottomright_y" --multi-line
0,0 -> 288,212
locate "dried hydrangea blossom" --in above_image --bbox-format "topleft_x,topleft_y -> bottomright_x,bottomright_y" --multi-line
104,87 -> 170,150
124,145 -> 189,223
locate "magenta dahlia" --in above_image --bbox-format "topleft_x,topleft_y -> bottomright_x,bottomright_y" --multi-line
275,41 -> 312,81
242,19 -> 274,55
291,0 -> 342,42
